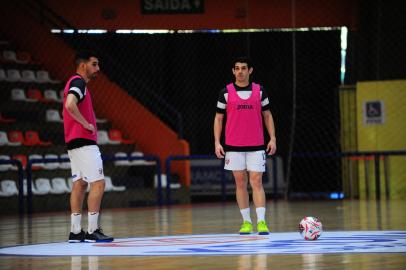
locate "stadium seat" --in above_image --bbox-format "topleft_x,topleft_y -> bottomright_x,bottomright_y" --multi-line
43,89 -> 62,102
20,70 -> 37,82
28,154 -> 44,170
8,131 -> 24,146
0,180 -> 18,197
97,130 -> 118,145
59,153 -> 70,169
12,154 -> 27,169
34,178 -> 52,195
114,152 -> 131,166
16,51 -> 33,64
23,179 -> 39,196
43,154 -> 59,170
26,88 -> 48,102
0,131 -> 19,146
50,178 -> 70,194
104,176 -> 126,192
108,129 -> 134,144
0,69 -> 6,81
0,155 -> 12,171
36,70 -> 60,84
130,151 -> 145,165
6,69 -> 22,82
24,131 -> 52,146
11,88 -> 29,102
46,109 -> 63,123
2,50 -> 18,63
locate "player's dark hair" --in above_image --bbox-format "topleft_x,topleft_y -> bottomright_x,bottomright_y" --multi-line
233,56 -> 252,69
75,50 -> 98,67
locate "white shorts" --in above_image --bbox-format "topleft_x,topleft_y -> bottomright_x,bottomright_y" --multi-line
224,150 -> 266,172
68,145 -> 104,183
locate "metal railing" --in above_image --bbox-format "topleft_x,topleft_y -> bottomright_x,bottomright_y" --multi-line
165,154 -> 279,204
25,155 -> 162,214
0,159 -> 24,214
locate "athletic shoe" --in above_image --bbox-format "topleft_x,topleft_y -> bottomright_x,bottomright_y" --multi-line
68,230 -> 85,243
257,221 -> 270,235
239,221 -> 253,235
84,228 -> 114,242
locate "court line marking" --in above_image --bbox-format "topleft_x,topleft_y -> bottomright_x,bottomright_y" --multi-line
1,231 -> 405,256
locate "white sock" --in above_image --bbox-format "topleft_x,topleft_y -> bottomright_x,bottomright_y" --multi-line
88,212 -> 99,234
240,208 -> 252,223
71,213 -> 82,234
256,207 -> 266,223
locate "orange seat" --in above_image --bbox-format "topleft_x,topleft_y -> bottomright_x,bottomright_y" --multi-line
16,51 -> 33,64
12,154 -> 27,169
24,131 -> 52,146
8,131 -> 24,145
26,88 -> 51,103
108,129 -> 134,144
26,88 -> 43,101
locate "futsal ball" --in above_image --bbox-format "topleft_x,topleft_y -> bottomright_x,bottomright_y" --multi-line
299,216 -> 323,240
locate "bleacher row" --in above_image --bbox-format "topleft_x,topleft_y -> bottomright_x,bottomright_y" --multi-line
0,176 -> 126,197
0,130 -> 135,146
0,41 -> 158,204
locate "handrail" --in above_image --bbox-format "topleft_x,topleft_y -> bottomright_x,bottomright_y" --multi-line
165,154 -> 279,204
292,150 -> 406,200
25,155 -> 162,214
0,159 -> 24,215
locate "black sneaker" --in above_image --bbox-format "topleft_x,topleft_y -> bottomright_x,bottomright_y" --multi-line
68,230 -> 85,243
85,228 -> 114,242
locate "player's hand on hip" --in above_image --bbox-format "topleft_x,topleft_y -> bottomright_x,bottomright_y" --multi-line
215,143 -> 225,158
84,123 -> 95,134
267,139 -> 277,155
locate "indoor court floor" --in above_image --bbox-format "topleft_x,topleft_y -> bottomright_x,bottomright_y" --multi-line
0,200 -> 405,269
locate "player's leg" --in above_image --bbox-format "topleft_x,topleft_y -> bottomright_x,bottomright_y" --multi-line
247,151 -> 269,235
80,145 -> 113,242
68,149 -> 87,242
225,152 -> 253,234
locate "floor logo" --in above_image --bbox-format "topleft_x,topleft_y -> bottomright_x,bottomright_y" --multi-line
1,231 -> 405,256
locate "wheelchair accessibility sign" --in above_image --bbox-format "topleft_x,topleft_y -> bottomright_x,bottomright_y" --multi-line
363,100 -> 385,125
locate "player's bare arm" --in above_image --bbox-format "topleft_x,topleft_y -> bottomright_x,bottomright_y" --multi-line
262,110 -> 276,155
214,113 -> 225,158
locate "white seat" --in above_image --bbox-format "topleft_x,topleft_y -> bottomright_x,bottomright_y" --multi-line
96,118 -> 108,123
153,174 -> 181,189
23,179 -> 39,196
43,154 -> 59,170
114,152 -> 131,166
2,50 -> 18,63
104,176 -> 126,192
36,70 -> 60,84
20,70 -> 37,82
6,69 -> 22,82
50,177 -> 70,194
11,88 -> 29,102
28,154 -> 44,169
46,109 -> 63,122
0,180 -> 18,197
34,178 -> 51,195
130,151 -> 145,165
59,153 -> 70,169
44,89 -> 62,102
97,130 -> 118,145
0,155 -> 13,172
0,69 -> 6,81
0,131 -> 21,146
